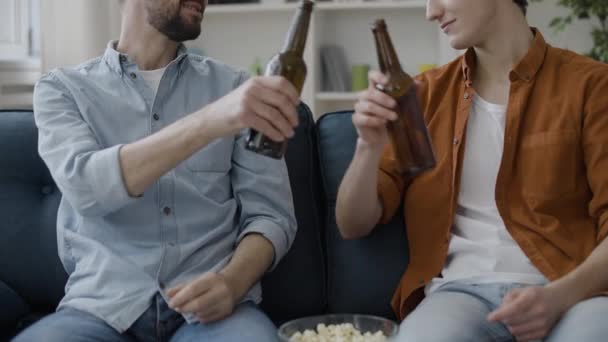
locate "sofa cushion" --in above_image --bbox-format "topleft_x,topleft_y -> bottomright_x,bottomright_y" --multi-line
0,280 -> 29,339
316,111 -> 409,320
0,110 -> 68,317
261,103 -> 326,323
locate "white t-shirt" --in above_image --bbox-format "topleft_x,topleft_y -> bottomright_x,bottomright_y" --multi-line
426,94 -> 548,295
139,67 -> 167,95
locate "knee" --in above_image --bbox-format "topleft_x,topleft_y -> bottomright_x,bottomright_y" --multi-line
397,315 -> 492,342
546,298 -> 608,342
397,317 -> 452,342
214,303 -> 279,342
13,324 -> 71,342
230,307 -> 278,342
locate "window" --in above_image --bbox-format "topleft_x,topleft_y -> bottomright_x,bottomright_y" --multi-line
0,0 -> 41,61
0,0 -> 41,109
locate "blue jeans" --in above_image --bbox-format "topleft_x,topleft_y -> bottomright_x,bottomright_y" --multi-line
397,281 -> 608,342
13,294 -> 278,342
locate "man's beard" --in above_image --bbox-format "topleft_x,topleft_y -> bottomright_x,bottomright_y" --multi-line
147,2 -> 202,42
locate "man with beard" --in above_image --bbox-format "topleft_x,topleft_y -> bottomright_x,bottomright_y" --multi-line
14,0 -> 298,340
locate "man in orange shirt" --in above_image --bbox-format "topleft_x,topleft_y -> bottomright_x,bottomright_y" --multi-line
336,0 -> 608,341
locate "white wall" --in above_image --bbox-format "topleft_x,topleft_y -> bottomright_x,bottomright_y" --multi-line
0,0 -> 592,109
41,0 -> 118,71
527,0 -> 596,55
41,0 -> 596,71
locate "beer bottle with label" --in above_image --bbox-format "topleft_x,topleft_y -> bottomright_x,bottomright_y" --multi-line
245,0 -> 314,159
372,19 -> 436,176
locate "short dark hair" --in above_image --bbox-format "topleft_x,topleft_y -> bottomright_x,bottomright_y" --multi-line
513,0 -> 528,15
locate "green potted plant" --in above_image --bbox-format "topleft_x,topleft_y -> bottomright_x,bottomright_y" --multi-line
532,0 -> 608,62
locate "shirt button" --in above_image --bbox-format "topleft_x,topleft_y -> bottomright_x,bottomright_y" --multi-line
130,72 -> 137,79
453,138 -> 460,145
163,207 -> 172,216
153,113 -> 160,121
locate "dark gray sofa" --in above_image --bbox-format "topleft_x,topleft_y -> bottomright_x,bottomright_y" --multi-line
0,106 -> 409,340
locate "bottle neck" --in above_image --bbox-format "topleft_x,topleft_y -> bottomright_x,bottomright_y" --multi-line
373,26 -> 403,74
281,5 -> 312,56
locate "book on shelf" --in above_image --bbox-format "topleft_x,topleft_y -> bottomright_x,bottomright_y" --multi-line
320,45 -> 351,92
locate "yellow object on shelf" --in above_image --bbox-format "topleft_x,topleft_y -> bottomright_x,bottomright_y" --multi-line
418,63 -> 437,73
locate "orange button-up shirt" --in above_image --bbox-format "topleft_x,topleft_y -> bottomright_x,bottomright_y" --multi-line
377,29 -> 608,320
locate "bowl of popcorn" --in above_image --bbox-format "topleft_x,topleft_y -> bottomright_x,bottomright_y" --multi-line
278,314 -> 399,342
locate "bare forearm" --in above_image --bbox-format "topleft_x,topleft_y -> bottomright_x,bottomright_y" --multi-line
220,234 -> 274,302
547,232 -> 608,308
120,110 -> 212,196
336,140 -> 384,239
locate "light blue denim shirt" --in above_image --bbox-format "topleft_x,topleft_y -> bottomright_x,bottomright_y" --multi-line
33,42 -> 297,332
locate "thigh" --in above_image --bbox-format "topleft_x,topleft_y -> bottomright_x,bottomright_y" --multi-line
170,302 -> 278,342
545,297 -> 608,342
397,289 -> 511,342
12,307 -> 131,342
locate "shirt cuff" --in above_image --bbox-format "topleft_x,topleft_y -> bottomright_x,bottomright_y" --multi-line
237,218 -> 290,271
89,144 -> 138,214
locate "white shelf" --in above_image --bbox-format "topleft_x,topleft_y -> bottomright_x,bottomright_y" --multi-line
319,1 -> 426,11
198,0 -> 454,118
0,58 -> 41,72
206,0 -> 426,14
207,3 -> 294,13
316,91 -> 359,101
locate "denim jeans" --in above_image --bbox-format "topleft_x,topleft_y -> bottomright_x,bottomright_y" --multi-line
13,293 -> 278,342
396,281 -> 608,342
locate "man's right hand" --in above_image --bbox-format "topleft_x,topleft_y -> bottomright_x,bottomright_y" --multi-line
353,70 -> 398,152
200,76 -> 300,142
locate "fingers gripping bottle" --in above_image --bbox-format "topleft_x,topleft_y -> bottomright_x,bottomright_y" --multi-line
245,0 -> 314,159
372,19 -> 436,176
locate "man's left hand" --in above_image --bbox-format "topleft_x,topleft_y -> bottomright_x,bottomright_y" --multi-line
167,272 -> 237,323
487,285 -> 569,342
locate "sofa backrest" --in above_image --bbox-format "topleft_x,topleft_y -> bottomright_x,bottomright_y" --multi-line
0,110 -> 68,326
261,103 -> 327,323
315,111 -> 409,320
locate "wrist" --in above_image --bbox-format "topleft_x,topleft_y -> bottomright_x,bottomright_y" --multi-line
545,278 -> 586,312
353,139 -> 384,168
218,268 -> 245,302
355,138 -> 384,161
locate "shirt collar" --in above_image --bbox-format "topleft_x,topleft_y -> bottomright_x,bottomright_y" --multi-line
461,27 -> 548,86
103,40 -> 190,76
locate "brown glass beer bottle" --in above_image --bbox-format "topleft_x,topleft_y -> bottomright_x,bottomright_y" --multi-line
245,0 -> 314,159
372,19 -> 436,176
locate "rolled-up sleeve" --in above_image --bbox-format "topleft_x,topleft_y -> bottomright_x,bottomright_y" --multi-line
230,130 -> 297,271
34,73 -> 137,217
378,144 -> 409,224
583,70 -> 608,242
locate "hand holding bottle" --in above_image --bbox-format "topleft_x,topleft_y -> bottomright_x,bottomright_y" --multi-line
200,76 -> 299,142
353,70 -> 399,152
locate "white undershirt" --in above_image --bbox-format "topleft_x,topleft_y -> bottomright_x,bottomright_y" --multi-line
426,94 -> 548,295
138,67 -> 167,95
